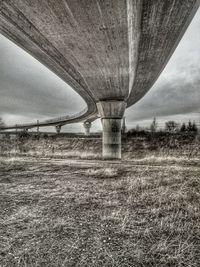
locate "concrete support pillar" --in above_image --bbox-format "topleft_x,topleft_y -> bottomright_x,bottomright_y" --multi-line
122,116 -> 127,134
97,100 -> 127,160
83,121 -> 91,135
37,120 -> 39,133
55,125 -> 62,134
101,118 -> 122,159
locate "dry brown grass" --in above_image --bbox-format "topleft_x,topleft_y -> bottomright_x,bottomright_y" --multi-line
0,155 -> 200,267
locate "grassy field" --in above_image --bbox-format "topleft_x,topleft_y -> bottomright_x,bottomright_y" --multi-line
0,154 -> 200,267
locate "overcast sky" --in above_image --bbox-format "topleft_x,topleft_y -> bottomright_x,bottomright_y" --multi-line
0,8 -> 199,132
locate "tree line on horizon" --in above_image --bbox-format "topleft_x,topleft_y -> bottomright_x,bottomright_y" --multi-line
128,117 -> 199,135
0,116 -> 199,135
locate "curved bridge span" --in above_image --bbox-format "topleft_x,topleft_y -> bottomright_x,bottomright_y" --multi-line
0,107 -> 97,130
0,0 -> 199,159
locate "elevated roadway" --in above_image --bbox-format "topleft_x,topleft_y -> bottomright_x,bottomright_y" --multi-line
0,0 -> 199,158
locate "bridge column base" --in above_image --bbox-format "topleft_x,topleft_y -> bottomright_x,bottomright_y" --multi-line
83,121 -> 91,135
97,100 -> 127,160
55,125 -> 62,134
101,118 -> 122,159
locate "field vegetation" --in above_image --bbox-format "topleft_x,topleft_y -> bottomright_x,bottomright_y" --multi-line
0,132 -> 200,266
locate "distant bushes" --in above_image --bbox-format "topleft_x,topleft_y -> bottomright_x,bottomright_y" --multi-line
0,119 -> 200,159
126,119 -> 199,138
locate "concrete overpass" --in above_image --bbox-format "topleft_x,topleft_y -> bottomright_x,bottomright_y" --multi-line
0,0 -> 199,159
0,108 -> 98,134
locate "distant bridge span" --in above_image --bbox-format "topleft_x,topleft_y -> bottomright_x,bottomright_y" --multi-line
0,0 -> 199,158
0,108 -> 97,130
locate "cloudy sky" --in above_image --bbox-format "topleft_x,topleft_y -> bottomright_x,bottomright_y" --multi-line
0,8 -> 199,132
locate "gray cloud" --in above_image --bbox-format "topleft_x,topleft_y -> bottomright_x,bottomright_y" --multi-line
0,34 -> 86,124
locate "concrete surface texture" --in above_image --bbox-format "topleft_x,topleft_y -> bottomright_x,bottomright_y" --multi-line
0,0 -> 199,158
97,100 -> 126,159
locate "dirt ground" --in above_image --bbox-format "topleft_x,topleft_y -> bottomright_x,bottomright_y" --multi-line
0,154 -> 200,267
